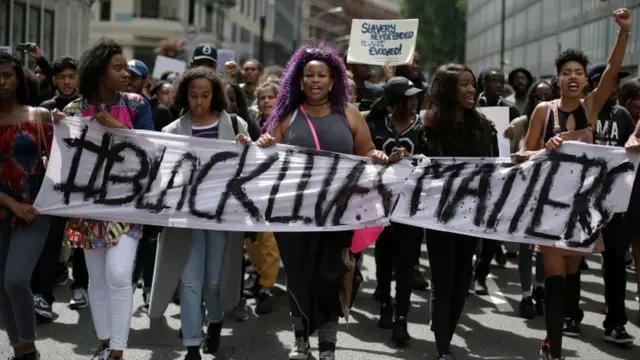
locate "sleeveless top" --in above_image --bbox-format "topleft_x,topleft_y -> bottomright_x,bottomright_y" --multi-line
283,109 -> 354,155
543,103 -> 589,143
0,115 -> 53,228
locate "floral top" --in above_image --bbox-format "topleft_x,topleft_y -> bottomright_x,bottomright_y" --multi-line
0,115 -> 53,228
63,92 -> 154,249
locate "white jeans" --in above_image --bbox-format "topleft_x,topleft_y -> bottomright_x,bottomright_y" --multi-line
84,233 -> 138,350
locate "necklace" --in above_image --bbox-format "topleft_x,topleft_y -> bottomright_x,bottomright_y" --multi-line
304,100 -> 330,108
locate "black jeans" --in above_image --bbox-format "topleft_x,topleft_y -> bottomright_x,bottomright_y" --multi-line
427,230 -> 477,356
474,239 -> 502,281
132,230 -> 158,290
31,216 -> 66,304
375,223 -> 423,317
602,214 -> 630,330
70,248 -> 88,290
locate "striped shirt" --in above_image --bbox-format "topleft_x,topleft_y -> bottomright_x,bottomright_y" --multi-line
192,121 -> 219,139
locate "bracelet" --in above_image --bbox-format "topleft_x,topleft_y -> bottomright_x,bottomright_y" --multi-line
619,30 -> 631,37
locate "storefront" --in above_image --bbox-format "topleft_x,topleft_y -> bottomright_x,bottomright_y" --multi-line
0,0 -> 92,64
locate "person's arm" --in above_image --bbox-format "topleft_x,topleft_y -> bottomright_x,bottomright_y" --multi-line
36,57 -> 54,85
0,192 -> 18,210
346,104 -> 376,157
586,9 -> 631,119
132,97 -> 155,131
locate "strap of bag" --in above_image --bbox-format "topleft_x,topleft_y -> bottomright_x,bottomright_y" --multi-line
230,114 -> 239,136
298,105 -> 321,150
33,108 -> 49,158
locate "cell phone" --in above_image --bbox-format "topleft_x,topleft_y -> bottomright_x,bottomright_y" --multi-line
16,43 -> 33,52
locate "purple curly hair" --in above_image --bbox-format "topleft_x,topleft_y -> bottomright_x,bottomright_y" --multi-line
262,44 -> 349,134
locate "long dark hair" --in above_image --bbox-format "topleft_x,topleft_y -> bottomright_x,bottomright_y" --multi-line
263,44 -> 349,134
226,82 -> 251,123
0,53 -> 30,105
522,80 -> 555,134
77,38 -> 124,99
425,63 -> 487,137
366,95 -> 412,125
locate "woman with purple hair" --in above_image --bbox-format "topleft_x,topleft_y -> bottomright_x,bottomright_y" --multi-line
240,44 -> 390,360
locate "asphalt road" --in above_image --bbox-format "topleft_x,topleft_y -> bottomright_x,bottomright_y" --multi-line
1,247 -> 639,360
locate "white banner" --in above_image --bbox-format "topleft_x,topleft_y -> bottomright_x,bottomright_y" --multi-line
34,118 -> 639,252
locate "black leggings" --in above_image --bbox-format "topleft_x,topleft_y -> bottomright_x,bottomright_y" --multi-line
375,223 -> 423,317
426,230 -> 477,356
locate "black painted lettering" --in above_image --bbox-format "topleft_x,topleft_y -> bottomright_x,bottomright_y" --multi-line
213,146 -> 279,222
95,141 -> 150,206
439,162 -> 495,225
189,152 -> 239,219
486,164 -> 520,229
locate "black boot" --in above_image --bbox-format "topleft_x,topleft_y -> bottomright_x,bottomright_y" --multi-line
533,286 -> 545,316
202,322 -> 222,354
391,316 -> 410,346
563,273 -> 582,337
544,276 -> 566,359
377,300 -> 393,329
184,346 -> 201,360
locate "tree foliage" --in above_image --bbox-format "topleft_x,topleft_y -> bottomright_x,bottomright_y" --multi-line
400,0 -> 467,76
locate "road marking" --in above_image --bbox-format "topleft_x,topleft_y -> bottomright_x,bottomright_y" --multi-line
485,275 -> 515,313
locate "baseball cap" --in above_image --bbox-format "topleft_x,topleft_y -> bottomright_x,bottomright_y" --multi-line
587,62 -> 629,84
383,76 -> 423,102
192,43 -> 217,63
127,59 -> 149,78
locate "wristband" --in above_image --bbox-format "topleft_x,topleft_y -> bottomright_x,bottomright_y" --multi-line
619,30 -> 631,37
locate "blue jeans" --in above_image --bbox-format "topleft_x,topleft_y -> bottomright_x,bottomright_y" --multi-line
180,230 -> 229,347
518,243 -> 544,293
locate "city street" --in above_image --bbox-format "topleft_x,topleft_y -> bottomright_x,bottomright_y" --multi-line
1,246 -> 639,360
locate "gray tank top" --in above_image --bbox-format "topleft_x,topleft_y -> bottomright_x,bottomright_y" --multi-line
283,108 -> 354,155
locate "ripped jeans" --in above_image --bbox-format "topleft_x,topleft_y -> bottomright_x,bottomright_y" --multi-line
180,230 -> 229,347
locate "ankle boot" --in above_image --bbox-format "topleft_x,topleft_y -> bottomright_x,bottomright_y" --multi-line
202,321 -> 222,354
377,301 -> 393,329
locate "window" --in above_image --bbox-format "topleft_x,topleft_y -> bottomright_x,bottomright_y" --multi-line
42,10 -> 54,60
253,0 -> 258,21
100,0 -> 111,21
232,23 -> 238,42
12,3 -> 26,52
542,0 -> 559,30
240,0 -> 245,14
28,6 -> 40,45
526,3 -> 541,35
138,0 -> 160,19
216,8 -> 225,41
204,5 -> 213,32
0,0 -> 8,45
240,27 -> 251,43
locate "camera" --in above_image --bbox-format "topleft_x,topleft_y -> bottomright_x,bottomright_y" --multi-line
16,43 -> 34,52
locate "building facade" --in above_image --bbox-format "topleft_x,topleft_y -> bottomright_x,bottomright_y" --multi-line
465,0 -> 640,79
301,0 -> 400,53
90,0 -> 299,69
1,0 -> 93,64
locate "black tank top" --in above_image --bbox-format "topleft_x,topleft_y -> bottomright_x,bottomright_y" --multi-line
544,104 -> 589,142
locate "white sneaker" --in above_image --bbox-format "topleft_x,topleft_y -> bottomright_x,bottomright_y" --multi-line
69,288 -> 88,310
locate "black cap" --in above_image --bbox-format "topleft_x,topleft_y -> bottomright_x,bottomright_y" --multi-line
383,76 -> 423,102
192,43 -> 217,63
587,62 -> 629,84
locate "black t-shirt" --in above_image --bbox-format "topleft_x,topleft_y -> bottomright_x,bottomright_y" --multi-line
477,94 -> 521,121
149,97 -> 174,132
369,114 -> 423,156
40,94 -> 78,111
595,102 -> 635,147
421,118 -> 499,158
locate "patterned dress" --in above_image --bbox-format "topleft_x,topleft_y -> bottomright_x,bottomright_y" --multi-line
0,117 -> 53,228
63,92 -> 154,249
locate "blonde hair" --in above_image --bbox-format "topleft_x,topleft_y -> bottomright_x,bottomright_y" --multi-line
256,81 -> 279,98
346,70 -> 354,80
